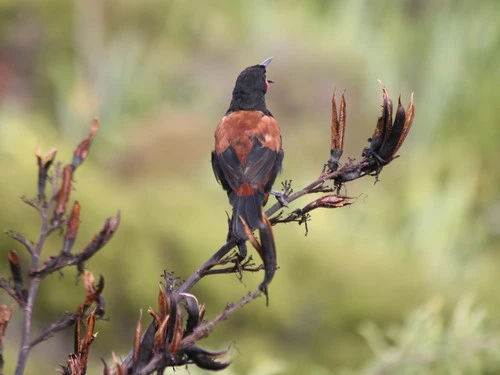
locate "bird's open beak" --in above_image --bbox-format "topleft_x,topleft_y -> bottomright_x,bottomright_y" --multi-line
259,56 -> 273,67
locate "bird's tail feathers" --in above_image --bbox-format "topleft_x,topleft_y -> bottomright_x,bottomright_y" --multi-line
230,192 -> 264,241
257,214 -> 277,305
230,193 -> 277,305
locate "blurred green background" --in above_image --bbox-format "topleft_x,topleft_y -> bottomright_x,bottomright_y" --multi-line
1,0 -> 499,374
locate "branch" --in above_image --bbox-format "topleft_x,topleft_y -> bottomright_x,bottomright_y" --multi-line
4,231 -> 34,256
31,271 -> 105,349
30,212 -> 121,278
9,119 -> 113,375
0,279 -> 24,307
29,313 -> 77,348
180,290 -> 261,347
120,85 -> 416,372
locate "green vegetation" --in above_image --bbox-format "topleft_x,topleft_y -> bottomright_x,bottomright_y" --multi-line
1,0 -> 499,374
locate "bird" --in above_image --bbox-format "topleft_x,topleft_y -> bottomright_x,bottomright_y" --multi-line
211,57 -> 283,297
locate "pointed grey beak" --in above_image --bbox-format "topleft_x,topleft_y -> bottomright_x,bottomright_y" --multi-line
259,56 -> 273,67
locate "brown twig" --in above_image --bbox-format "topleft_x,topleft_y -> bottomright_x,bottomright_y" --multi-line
0,279 -> 23,307
4,231 -> 34,256
30,212 -> 121,278
30,271 -> 105,350
181,290 -> 261,347
29,313 -> 77,348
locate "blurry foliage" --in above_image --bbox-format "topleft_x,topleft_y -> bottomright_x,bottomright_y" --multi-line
354,295 -> 500,375
0,0 -> 499,374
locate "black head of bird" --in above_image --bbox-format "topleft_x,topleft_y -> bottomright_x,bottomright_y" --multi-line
228,57 -> 273,114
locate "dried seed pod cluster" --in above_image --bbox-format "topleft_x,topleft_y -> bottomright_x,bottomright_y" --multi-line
114,286 -> 230,374
363,84 -> 415,164
328,90 -> 346,171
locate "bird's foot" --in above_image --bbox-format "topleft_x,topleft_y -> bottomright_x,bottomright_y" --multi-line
270,190 -> 289,207
236,240 -> 247,261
